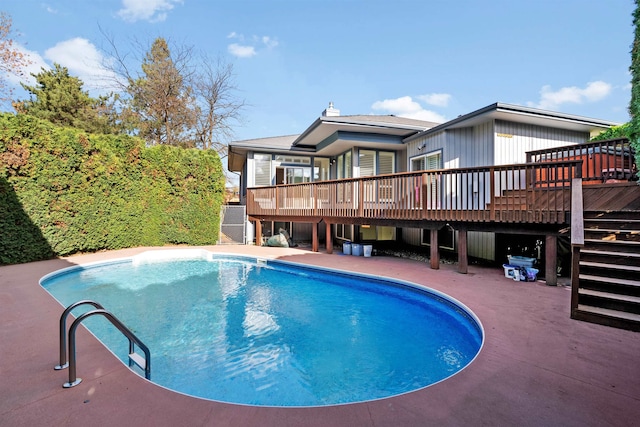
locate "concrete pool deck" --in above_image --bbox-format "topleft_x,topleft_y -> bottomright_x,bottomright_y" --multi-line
1,245 -> 639,427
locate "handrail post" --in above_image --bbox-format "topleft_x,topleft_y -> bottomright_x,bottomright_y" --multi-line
489,167 -> 496,221
55,300 -> 104,370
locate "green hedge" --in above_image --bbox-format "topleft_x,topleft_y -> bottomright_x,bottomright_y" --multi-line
0,113 -> 225,265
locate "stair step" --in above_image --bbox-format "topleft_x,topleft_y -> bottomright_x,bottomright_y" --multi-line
579,274 -> 640,287
581,249 -> 640,258
585,218 -> 640,223
584,239 -> 640,246
576,304 -> 640,322
578,288 -> 640,304
584,229 -> 640,235
579,261 -> 640,273
128,352 -> 146,370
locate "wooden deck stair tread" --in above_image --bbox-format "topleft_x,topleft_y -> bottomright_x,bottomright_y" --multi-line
578,288 -> 640,304
584,239 -> 640,246
584,228 -> 640,233
580,249 -> 640,258
579,261 -> 640,272
576,304 -> 640,322
579,274 -> 640,287
584,218 -> 640,224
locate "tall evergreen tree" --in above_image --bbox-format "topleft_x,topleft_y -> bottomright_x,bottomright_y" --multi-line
125,37 -> 195,147
16,64 -> 120,134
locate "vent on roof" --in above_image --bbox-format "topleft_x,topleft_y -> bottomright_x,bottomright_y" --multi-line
322,102 -> 340,117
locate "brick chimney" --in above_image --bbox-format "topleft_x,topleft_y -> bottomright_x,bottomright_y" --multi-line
322,102 -> 340,117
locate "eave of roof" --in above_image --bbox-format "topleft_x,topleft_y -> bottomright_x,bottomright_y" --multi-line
404,102 -> 621,143
292,115 -> 437,147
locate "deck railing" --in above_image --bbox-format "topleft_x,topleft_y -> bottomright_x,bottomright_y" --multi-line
247,160 -> 583,225
527,138 -> 634,184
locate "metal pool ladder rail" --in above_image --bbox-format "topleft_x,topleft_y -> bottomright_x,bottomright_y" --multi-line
55,300 -> 151,388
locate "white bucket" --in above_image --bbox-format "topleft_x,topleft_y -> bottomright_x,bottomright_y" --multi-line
343,242 -> 351,255
363,245 -> 373,257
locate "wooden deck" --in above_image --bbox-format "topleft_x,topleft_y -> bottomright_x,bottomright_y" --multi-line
247,161 -> 584,228
245,139 -> 638,289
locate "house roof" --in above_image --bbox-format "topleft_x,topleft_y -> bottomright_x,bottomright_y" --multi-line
292,114 -> 437,149
404,102 -> 620,143
228,115 -> 438,172
228,134 -> 303,171
228,102 -> 620,172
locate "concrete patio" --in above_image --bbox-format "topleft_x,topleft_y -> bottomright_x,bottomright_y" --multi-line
1,245 -> 639,427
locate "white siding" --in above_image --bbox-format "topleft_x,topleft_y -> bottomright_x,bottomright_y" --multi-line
494,120 -> 589,165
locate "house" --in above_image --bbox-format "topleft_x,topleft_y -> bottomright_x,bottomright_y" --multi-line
227,102 -> 618,267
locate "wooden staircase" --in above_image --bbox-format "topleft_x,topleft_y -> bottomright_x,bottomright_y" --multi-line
571,211 -> 640,332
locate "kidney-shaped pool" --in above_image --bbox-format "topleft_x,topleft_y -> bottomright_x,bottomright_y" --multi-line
41,249 -> 483,407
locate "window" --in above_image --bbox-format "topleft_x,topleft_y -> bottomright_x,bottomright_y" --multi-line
344,151 -> 352,178
254,153 -> 272,186
411,151 -> 441,171
360,150 -> 375,177
421,225 -> 455,251
274,155 -> 310,165
359,150 -> 395,177
314,158 -> 330,181
412,150 -> 442,209
379,152 -> 395,175
336,224 -> 353,241
285,167 -> 311,184
336,151 -> 353,179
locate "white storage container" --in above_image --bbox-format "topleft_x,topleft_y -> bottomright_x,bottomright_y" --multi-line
343,242 -> 351,255
503,264 -> 517,278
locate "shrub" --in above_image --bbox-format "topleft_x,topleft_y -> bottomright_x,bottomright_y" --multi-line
0,113 -> 225,264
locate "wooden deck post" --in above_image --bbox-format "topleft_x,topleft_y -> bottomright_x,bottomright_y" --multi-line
255,220 -> 262,246
458,229 -> 468,274
325,222 -> 333,254
312,222 -> 318,252
545,234 -> 557,286
570,245 -> 580,316
430,229 -> 439,269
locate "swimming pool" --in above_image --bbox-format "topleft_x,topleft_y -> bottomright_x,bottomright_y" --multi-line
41,249 -> 483,407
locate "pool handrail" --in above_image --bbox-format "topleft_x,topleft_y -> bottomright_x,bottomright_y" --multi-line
57,305 -> 151,388
55,300 -> 105,370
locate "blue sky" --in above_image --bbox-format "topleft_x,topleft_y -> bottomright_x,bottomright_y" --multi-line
2,0 -> 635,142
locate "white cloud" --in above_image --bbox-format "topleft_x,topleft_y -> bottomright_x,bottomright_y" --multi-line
371,96 -> 446,123
227,32 -> 278,58
44,38 -> 120,92
417,93 -> 451,107
117,0 -> 182,23
44,4 -> 58,14
262,36 -> 279,49
530,81 -> 612,111
228,43 -> 256,58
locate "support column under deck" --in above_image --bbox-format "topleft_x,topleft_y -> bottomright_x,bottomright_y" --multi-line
312,223 -> 318,252
458,229 -> 468,274
325,222 -> 333,254
545,234 -> 557,286
430,229 -> 439,270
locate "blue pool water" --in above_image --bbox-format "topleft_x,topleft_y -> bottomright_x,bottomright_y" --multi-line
41,251 -> 483,407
